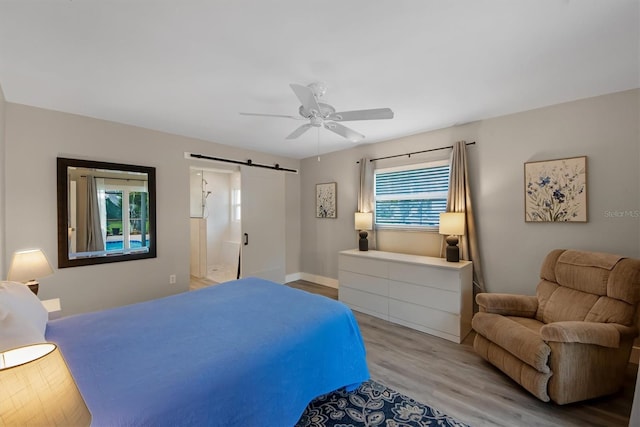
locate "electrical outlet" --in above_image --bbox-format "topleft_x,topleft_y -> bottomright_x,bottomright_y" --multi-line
169,274 -> 177,284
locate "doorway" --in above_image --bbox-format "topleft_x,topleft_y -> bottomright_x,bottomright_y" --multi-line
189,167 -> 241,284
188,163 -> 287,287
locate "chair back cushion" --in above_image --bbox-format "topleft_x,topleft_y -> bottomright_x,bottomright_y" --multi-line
536,249 -> 640,325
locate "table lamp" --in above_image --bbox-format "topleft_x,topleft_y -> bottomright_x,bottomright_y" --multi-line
439,212 -> 465,262
355,212 -> 373,251
0,343 -> 92,426
7,249 -> 54,295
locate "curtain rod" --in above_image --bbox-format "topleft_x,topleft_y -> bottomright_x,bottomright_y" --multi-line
358,141 -> 476,163
188,153 -> 298,173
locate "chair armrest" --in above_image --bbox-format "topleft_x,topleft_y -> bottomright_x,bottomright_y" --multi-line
540,321 -> 638,348
475,293 -> 538,317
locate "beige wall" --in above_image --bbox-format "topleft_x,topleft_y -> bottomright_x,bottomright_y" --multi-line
299,145 -> 449,279
0,83 -> 5,278
4,103 -> 300,315
3,90 -> 638,312
300,89 -> 640,295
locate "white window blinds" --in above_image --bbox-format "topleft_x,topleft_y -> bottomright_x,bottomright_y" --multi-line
374,161 -> 450,228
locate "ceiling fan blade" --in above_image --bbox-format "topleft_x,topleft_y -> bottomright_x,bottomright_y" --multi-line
239,112 -> 301,120
286,123 -> 313,139
324,122 -> 364,142
290,84 -> 321,115
329,108 -> 394,121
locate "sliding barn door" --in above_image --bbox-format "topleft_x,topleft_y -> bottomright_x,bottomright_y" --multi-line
240,166 -> 286,283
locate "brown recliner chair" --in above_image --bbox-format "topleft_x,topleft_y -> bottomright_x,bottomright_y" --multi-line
472,249 -> 640,404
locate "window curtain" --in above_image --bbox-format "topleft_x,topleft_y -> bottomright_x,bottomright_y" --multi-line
85,176 -> 105,252
358,157 -> 376,250
445,141 -> 486,293
96,178 -> 107,247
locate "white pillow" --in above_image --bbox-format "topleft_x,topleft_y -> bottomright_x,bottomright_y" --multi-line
0,281 -> 48,352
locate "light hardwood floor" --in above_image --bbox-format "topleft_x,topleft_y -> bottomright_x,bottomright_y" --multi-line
189,275 -> 216,290
190,277 -> 637,426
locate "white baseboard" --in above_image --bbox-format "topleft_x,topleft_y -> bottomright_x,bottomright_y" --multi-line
286,272 -> 339,289
284,272 -> 302,283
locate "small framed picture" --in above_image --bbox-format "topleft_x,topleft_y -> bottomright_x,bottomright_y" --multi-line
524,156 -> 587,222
316,182 -> 337,218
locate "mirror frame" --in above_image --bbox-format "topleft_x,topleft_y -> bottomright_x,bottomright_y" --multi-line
57,157 -> 157,268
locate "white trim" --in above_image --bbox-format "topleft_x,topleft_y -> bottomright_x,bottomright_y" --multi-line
188,163 -> 236,174
285,272 -> 302,283
286,272 -> 339,289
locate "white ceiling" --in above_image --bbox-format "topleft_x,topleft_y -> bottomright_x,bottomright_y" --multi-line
0,1 -> 638,159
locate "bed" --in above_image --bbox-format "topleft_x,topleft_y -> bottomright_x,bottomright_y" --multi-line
43,277 -> 370,426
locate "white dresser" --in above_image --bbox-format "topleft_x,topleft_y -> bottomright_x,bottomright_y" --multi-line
338,249 -> 473,343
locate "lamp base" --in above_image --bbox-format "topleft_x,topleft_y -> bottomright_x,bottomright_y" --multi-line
445,235 -> 460,262
358,231 -> 369,251
26,280 -> 39,295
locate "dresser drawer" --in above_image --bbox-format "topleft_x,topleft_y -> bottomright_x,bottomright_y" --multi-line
339,286 -> 389,317
389,299 -> 460,337
339,270 -> 388,296
389,280 -> 459,313
339,255 -> 389,278
389,262 -> 460,291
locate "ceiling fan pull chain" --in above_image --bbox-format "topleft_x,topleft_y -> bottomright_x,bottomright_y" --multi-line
317,127 -> 321,162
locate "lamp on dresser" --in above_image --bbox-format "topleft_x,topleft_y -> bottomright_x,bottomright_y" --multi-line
7,249 -> 54,295
439,212 -> 465,262
354,212 -> 373,251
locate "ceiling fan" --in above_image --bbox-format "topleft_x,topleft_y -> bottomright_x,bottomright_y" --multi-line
239,82 -> 394,142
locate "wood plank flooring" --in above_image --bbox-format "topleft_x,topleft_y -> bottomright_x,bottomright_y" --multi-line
190,277 -> 637,426
285,280 -> 636,427
189,275 -> 215,291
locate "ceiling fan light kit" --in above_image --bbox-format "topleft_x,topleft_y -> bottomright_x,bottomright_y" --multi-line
240,82 -> 394,143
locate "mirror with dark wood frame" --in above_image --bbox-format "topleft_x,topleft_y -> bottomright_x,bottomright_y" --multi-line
57,157 -> 157,268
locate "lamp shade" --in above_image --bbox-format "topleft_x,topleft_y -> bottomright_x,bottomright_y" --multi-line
354,212 -> 373,230
0,343 -> 91,426
7,249 -> 54,283
439,212 -> 465,236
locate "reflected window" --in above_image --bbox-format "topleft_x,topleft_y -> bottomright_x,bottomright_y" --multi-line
101,183 -> 149,253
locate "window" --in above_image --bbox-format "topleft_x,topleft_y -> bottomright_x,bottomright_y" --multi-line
374,160 -> 450,229
105,190 -> 123,238
104,180 -> 150,252
231,189 -> 241,222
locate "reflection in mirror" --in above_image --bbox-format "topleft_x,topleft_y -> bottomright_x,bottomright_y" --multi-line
57,158 -> 156,268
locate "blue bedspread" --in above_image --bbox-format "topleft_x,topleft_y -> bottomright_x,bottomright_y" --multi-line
45,278 -> 369,426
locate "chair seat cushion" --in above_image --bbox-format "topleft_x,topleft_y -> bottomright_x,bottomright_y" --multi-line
472,312 -> 551,373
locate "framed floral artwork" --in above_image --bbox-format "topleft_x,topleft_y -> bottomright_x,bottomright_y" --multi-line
524,156 -> 587,222
316,182 -> 337,218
